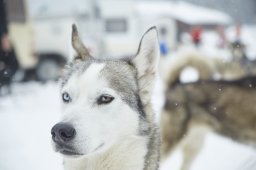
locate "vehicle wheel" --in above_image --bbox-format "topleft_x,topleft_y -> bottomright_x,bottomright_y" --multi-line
36,59 -> 60,81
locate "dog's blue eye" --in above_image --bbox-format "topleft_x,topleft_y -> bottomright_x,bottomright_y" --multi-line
62,92 -> 71,103
97,95 -> 114,105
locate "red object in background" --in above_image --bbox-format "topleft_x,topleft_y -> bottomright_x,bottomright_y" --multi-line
191,27 -> 202,45
235,23 -> 241,40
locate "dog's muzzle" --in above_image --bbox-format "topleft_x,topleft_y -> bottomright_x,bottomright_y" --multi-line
51,123 -> 77,154
51,123 -> 76,143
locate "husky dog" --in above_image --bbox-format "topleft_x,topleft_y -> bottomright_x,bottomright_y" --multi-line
161,53 -> 256,170
51,25 -> 160,170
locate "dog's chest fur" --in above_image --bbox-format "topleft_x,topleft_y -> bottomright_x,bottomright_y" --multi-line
63,137 -> 148,170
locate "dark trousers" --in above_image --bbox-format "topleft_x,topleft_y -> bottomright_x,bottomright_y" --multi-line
0,48 -> 18,85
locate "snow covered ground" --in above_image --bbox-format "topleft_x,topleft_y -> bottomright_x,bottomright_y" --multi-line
0,83 -> 62,170
0,81 -> 256,170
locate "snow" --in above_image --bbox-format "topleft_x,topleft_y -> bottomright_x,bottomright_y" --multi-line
226,25 -> 256,60
0,81 -> 256,170
200,31 -> 233,61
178,24 -> 256,63
161,133 -> 256,170
27,0 -> 89,19
180,67 -> 199,83
0,82 -> 62,170
29,0 -> 232,25
137,1 -> 232,25
191,133 -> 256,170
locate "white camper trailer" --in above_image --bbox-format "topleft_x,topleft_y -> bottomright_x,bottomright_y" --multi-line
8,0 -> 73,81
8,0 -> 100,81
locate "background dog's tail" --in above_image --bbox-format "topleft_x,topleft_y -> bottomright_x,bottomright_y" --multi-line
159,48 -> 217,158
160,48 -> 217,88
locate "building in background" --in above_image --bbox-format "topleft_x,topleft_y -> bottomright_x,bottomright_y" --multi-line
4,0 -> 235,81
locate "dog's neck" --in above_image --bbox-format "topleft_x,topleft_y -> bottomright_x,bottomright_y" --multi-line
63,132 -> 159,170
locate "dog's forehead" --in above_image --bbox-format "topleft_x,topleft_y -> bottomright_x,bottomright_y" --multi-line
61,59 -> 137,93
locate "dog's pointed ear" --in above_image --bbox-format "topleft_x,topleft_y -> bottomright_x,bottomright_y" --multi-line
131,26 -> 160,105
72,24 -> 91,60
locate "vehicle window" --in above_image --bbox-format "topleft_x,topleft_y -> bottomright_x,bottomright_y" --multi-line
104,18 -> 127,33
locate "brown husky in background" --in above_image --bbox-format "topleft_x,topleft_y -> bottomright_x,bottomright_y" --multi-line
160,52 -> 256,170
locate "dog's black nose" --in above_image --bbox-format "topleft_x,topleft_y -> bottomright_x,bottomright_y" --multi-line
51,123 -> 76,142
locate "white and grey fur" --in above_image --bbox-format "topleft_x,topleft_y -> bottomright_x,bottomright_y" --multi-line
51,24 -> 160,170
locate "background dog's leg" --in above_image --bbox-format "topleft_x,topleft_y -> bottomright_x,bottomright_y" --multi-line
180,125 -> 211,170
